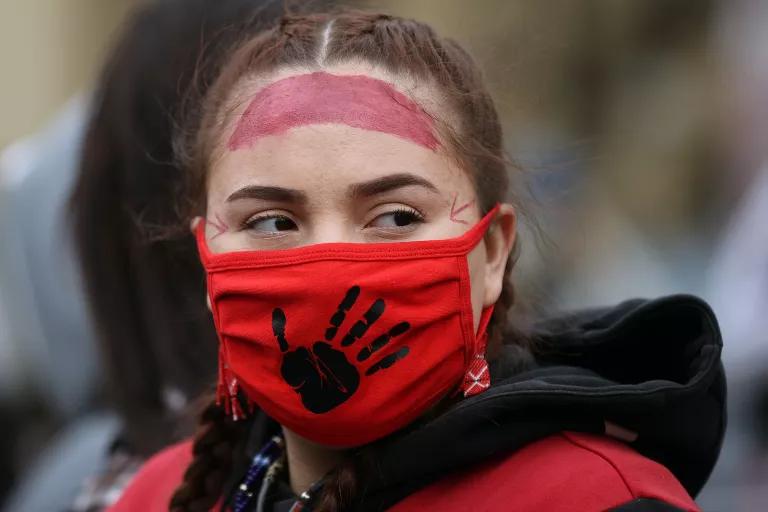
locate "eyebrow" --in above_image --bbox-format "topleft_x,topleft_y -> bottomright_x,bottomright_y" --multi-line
226,185 -> 308,203
225,173 -> 437,204
348,173 -> 439,198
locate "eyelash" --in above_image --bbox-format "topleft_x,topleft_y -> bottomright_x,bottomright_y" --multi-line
241,213 -> 295,231
368,206 -> 425,228
241,206 -> 426,233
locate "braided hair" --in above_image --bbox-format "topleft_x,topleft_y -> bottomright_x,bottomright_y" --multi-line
169,401 -> 249,511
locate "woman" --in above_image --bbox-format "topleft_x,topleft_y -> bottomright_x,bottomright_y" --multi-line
111,10 -> 724,512
71,0 -> 284,455
64,0 -> 286,508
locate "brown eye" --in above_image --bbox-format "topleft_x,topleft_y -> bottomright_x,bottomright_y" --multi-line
245,214 -> 298,233
368,208 -> 424,229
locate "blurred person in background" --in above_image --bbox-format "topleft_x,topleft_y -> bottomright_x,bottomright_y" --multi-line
0,95 -> 93,510
110,9 -> 724,512
1,0 -> 286,510
699,0 -> 768,510
70,0 -> 284,456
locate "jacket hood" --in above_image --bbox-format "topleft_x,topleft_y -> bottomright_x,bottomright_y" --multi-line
358,294 -> 726,510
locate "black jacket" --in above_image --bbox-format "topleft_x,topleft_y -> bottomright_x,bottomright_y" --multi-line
232,294 -> 725,511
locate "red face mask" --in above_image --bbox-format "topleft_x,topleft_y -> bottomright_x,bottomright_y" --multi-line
196,206 -> 499,447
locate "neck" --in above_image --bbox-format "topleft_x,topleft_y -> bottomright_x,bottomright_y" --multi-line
282,427 -> 349,495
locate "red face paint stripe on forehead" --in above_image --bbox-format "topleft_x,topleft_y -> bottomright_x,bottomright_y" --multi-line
227,72 -> 440,151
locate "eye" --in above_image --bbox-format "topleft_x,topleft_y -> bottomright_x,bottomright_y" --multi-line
367,207 -> 425,229
243,214 -> 298,233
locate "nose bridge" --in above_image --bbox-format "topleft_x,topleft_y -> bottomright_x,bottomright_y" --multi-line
307,210 -> 359,245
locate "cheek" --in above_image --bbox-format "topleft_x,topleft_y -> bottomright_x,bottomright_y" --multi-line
465,243 -> 488,333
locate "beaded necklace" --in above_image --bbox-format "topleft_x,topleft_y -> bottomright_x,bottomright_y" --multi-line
232,436 -> 284,512
232,435 -> 323,512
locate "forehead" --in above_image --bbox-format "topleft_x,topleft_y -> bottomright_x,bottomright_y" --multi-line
206,121 -> 476,221
228,71 -> 440,152
204,64 -> 475,204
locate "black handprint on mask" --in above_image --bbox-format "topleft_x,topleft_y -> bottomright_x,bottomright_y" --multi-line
272,286 -> 411,414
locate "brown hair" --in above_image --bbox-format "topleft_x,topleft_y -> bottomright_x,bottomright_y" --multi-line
171,9 -> 527,512
70,0 -> 286,455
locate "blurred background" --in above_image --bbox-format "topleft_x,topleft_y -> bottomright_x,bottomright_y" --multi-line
0,0 -> 766,510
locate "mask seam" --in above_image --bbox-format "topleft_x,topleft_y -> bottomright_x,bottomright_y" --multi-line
202,241 -> 486,271
456,254 -> 475,375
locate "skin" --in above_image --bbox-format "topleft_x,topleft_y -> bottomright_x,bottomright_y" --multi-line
194,64 -> 517,495
227,71 -> 440,151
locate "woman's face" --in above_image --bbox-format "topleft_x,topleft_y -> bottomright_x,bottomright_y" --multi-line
201,66 -> 516,329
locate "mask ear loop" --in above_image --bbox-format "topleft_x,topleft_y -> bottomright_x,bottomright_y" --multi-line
195,219 -> 249,420
461,305 -> 495,397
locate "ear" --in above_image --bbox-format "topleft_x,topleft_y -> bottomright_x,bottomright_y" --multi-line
482,203 -> 516,307
190,216 -> 202,234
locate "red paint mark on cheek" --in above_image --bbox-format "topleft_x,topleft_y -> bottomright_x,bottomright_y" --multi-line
228,72 -> 440,152
206,214 -> 230,240
449,194 -> 476,225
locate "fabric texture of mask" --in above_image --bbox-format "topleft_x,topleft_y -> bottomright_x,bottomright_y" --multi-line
195,206 -> 499,447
